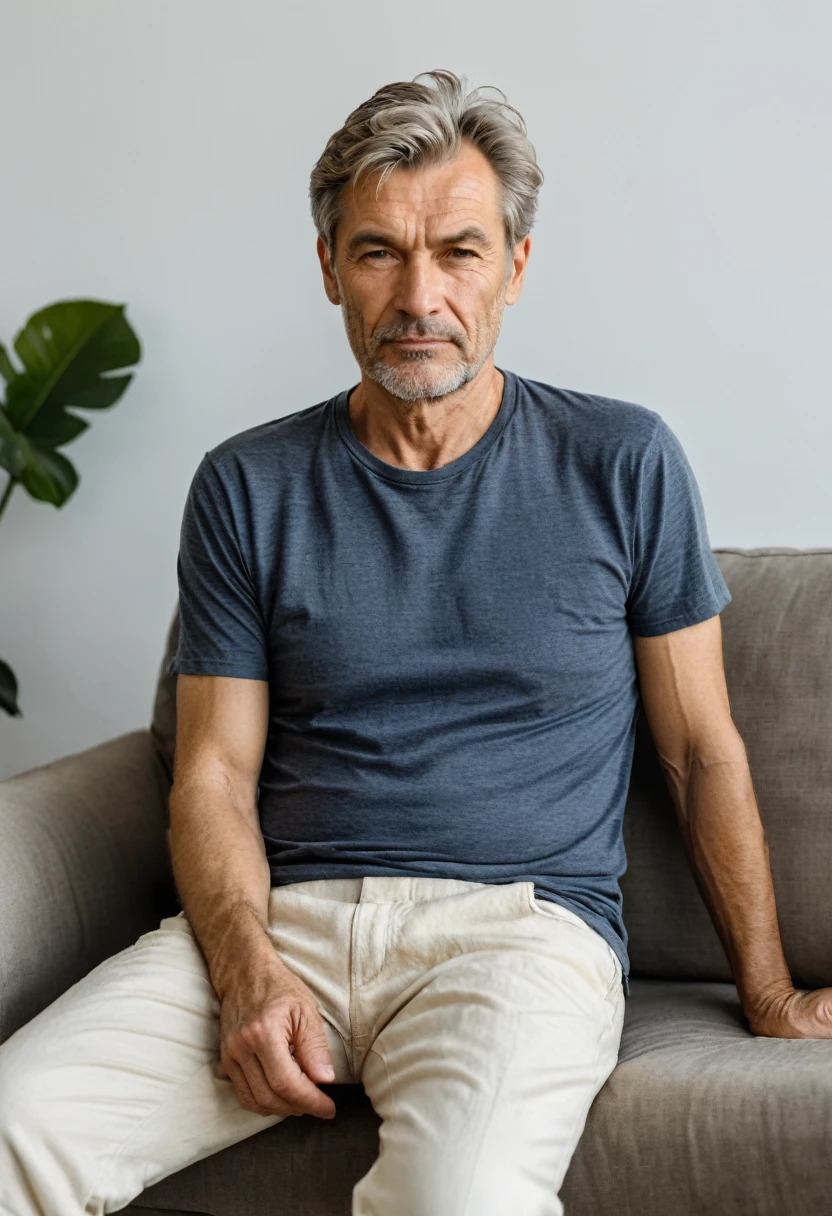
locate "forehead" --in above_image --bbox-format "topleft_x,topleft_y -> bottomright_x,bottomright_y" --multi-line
339,141 -> 504,235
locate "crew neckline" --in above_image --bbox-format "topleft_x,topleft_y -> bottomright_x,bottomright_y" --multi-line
333,366 -> 519,486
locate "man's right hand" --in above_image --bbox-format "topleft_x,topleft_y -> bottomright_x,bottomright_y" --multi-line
215,950 -> 338,1121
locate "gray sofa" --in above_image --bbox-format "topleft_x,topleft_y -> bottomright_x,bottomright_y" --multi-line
2,546 -> 831,1215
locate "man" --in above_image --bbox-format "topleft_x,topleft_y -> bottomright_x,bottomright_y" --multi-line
2,66 -> 831,1216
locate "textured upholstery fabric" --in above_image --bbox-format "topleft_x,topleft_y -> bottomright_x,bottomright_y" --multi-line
622,547 -> 832,987
129,978 -> 832,1216
0,732 -> 177,1044
564,978 -> 832,1216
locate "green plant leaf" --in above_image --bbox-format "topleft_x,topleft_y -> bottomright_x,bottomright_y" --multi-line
19,443 -> 79,506
0,407 -> 28,478
0,299 -> 141,507
26,409 -> 89,448
0,659 -> 22,717
0,344 -> 16,386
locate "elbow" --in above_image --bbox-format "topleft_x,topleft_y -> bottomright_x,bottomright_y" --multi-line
656,722 -> 748,809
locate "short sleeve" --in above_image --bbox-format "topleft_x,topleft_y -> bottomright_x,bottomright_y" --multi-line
166,454 -> 269,680
626,417 -> 732,637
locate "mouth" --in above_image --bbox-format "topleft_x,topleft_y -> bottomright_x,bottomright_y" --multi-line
390,338 -> 449,347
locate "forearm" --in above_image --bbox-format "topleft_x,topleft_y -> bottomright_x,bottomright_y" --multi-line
663,749 -> 793,1018
167,776 -> 277,998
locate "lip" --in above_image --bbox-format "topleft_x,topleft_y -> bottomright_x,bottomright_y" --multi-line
391,338 -> 448,346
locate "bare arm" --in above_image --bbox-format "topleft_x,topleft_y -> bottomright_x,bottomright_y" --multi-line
168,673 -> 336,1116
634,615 -> 832,1038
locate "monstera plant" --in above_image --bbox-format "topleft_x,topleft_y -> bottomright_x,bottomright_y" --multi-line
0,299 -> 142,717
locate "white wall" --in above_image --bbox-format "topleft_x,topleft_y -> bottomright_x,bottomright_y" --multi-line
1,0 -> 830,779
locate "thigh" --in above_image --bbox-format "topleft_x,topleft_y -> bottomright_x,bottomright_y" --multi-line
354,887 -> 625,1216
0,913 -> 343,1215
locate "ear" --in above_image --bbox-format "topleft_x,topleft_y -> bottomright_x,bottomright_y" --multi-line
504,236 -> 531,306
317,236 -> 341,306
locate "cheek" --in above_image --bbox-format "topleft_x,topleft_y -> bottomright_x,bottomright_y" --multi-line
449,265 -> 502,305
347,277 -> 396,324
449,281 -> 503,334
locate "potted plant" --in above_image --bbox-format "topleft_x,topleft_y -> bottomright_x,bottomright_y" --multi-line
0,299 -> 142,717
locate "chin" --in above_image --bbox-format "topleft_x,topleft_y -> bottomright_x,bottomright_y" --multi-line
369,358 -> 472,403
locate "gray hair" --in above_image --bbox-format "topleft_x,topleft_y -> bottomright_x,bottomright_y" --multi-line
309,69 -> 544,259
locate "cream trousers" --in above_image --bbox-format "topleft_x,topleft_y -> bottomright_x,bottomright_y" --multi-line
0,876 -> 625,1215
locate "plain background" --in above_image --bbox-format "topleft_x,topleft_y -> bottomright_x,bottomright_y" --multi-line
1,0 -> 830,779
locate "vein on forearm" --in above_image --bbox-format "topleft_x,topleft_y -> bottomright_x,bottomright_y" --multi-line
658,748 -> 792,1008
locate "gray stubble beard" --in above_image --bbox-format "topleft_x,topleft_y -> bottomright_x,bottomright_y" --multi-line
336,274 -> 506,406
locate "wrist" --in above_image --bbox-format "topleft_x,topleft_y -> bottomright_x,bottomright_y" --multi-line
740,975 -> 796,1026
203,901 -> 277,999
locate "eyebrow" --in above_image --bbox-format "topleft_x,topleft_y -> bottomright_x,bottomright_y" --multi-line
346,225 -> 494,254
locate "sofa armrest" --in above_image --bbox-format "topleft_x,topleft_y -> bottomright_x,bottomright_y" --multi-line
0,729 -> 178,1044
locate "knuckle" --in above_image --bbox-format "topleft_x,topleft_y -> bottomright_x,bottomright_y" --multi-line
224,1030 -> 247,1057
239,1022 -> 263,1048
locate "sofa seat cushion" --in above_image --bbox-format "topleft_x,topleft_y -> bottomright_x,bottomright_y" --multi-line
131,979 -> 832,1216
562,978 -> 832,1215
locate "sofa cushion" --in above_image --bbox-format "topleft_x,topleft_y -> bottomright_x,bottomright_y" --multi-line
129,978 -> 832,1216
622,547 -> 832,987
562,978 -> 832,1215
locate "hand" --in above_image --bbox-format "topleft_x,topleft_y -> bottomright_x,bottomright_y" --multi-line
216,951 -> 337,1120
746,985 -> 832,1038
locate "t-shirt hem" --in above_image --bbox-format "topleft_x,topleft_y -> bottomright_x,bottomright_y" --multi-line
166,656 -> 269,680
629,587 -> 732,638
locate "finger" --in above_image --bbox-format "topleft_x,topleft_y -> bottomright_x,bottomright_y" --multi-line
224,1053 -> 298,1118
256,1030 -> 336,1118
293,1018 -> 337,1084
239,1049 -> 307,1116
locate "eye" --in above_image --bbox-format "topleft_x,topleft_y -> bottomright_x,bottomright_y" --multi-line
364,250 -> 392,260
450,248 -> 477,258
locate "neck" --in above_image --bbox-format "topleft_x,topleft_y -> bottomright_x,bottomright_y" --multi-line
347,360 -> 505,472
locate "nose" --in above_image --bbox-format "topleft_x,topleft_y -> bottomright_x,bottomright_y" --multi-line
391,252 -> 444,319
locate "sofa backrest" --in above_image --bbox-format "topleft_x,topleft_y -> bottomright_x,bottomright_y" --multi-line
151,546 -> 832,988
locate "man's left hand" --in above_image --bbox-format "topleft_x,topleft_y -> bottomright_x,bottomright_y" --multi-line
747,986 -> 832,1038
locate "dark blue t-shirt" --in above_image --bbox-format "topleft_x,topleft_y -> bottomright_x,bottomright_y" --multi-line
168,368 -> 732,996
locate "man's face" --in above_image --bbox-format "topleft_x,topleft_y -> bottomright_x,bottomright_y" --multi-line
318,141 -> 529,403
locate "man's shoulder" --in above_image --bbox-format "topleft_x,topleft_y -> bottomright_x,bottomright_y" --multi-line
512,371 -> 664,453
204,395 -> 335,475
